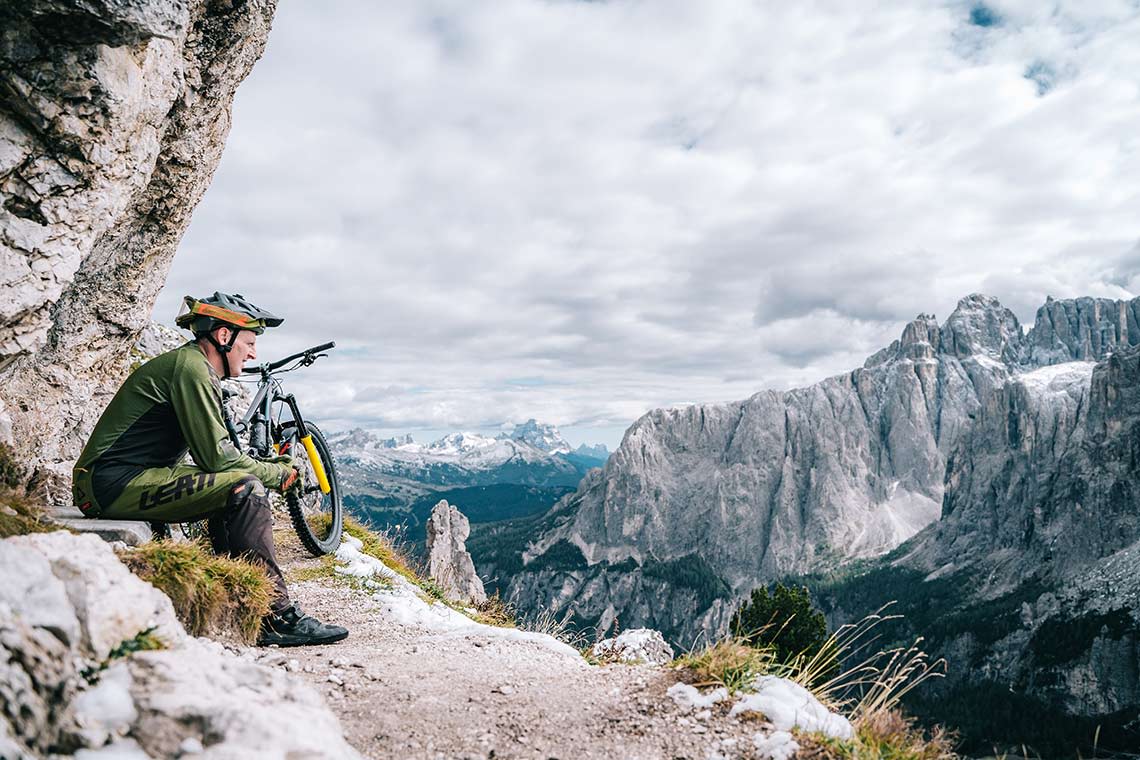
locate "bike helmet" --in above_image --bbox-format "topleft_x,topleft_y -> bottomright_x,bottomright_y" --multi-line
175,292 -> 283,377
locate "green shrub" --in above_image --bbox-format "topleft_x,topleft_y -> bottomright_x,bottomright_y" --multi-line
731,582 -> 829,668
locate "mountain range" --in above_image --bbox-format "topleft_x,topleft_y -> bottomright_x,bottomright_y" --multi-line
331,420 -> 608,535
470,294 -> 1140,752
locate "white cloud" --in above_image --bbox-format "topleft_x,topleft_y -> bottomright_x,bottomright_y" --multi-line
155,0 -> 1140,449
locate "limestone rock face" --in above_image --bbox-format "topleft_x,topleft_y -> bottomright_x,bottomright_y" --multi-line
8,531 -> 186,659
0,530 -> 359,759
0,0 -> 277,498
1026,295 -> 1140,366
819,345 -> 1140,748
425,499 -> 487,604
486,295 -> 1140,648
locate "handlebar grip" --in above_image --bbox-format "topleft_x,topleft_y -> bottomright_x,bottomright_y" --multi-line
312,341 -> 336,353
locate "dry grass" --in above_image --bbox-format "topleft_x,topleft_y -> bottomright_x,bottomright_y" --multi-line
667,603 -> 958,759
120,540 -> 274,643
343,515 -> 420,583
517,606 -> 589,649
673,637 -> 778,692
472,593 -> 517,628
798,707 -> 958,759
799,606 -> 947,721
0,489 -> 61,538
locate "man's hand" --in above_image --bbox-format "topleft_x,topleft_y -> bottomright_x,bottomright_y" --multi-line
280,465 -> 301,493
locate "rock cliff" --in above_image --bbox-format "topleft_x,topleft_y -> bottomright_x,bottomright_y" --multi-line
814,345 -> 1140,751
483,294 -> 1140,648
0,0 -> 277,498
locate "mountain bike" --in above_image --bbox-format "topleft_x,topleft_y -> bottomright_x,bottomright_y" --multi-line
182,341 -> 343,556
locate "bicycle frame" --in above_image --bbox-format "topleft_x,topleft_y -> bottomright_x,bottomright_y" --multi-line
224,342 -> 335,493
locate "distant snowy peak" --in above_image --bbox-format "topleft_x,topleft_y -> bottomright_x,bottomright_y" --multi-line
329,428 -> 415,451
574,443 -> 609,459
500,419 -> 572,454
330,424 -> 609,479
427,432 -> 502,455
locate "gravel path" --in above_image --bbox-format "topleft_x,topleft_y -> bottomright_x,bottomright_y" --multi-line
252,531 -> 772,760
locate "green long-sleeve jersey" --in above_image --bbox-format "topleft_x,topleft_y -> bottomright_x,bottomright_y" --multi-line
75,341 -> 290,508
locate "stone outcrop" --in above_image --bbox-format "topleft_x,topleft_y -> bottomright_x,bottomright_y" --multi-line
481,294 -> 1140,651
425,499 -> 487,604
0,530 -> 359,758
592,628 -> 674,665
0,0 -> 277,499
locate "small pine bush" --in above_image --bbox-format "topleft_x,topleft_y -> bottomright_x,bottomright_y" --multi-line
731,582 -> 829,668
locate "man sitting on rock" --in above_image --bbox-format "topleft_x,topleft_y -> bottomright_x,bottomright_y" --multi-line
72,291 -> 348,647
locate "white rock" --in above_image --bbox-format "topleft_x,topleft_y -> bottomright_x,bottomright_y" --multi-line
753,730 -> 800,760
666,683 -> 729,711
74,737 -> 152,759
73,662 -> 137,739
591,628 -> 673,665
0,537 -> 80,646
179,736 -> 204,754
127,639 -> 361,759
8,532 -> 185,659
730,676 -> 854,740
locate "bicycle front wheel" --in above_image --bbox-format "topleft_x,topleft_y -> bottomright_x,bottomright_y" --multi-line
285,422 -> 343,556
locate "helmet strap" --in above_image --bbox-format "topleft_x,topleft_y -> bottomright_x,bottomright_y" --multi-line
205,327 -> 242,379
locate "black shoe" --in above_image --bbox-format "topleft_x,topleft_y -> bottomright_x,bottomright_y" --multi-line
257,603 -> 349,647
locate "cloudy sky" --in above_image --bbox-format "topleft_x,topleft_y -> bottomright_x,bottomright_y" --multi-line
155,0 -> 1140,449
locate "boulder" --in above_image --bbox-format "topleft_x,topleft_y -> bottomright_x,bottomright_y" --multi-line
126,638 -> 359,759
7,531 -> 184,659
0,530 -> 360,758
425,500 -> 487,604
592,628 -> 674,665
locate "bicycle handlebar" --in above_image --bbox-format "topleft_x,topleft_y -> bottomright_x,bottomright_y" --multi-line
243,341 -> 336,375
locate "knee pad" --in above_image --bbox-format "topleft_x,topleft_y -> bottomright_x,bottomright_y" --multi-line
226,475 -> 268,510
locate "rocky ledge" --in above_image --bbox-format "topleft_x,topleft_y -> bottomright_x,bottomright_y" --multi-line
0,531 -> 358,759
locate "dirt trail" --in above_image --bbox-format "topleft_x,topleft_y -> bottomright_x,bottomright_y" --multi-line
253,534 -> 770,760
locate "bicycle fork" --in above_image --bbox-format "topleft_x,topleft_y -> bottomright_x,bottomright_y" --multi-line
277,393 -> 332,494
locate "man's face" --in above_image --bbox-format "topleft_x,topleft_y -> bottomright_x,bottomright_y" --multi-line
218,327 -> 258,373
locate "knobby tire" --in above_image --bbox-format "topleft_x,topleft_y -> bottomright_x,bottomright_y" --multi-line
285,422 -> 343,556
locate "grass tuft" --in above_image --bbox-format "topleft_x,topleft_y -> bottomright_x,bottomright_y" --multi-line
120,540 -> 274,643
673,637 -> 777,692
344,515 -> 420,582
0,488 -> 63,538
82,626 -> 166,683
668,604 -> 959,759
289,555 -> 338,582
471,593 -> 517,628
801,706 -> 958,759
